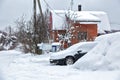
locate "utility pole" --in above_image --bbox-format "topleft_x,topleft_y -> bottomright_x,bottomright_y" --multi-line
37,0 -> 48,43
37,0 -> 44,25
33,0 -> 36,28
33,0 -> 46,54
33,0 -> 39,54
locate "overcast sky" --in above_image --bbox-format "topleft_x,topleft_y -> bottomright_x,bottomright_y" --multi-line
0,0 -> 120,30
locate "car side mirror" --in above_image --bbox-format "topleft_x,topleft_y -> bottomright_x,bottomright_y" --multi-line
77,50 -> 82,53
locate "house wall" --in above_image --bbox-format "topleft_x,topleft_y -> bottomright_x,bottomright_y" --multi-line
48,12 -> 53,30
70,23 -> 97,44
48,12 -> 53,41
49,23 -> 97,48
49,24 -> 97,49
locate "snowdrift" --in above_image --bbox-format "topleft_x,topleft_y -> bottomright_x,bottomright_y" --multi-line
74,32 -> 120,70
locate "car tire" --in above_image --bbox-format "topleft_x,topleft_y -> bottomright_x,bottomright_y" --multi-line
65,57 -> 74,65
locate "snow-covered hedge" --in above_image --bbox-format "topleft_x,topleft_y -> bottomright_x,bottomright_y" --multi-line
74,32 -> 120,70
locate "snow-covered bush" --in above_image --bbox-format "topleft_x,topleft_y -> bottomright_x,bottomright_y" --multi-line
0,31 -> 17,50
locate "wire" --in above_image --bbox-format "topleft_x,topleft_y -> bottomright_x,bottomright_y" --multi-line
43,0 -> 76,20
43,0 -> 77,30
43,0 -> 53,10
43,0 -> 65,19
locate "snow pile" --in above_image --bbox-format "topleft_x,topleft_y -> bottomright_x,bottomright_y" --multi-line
74,32 -> 120,70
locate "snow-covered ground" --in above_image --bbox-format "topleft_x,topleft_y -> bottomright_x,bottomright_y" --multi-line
1,32 -> 120,80
0,50 -> 119,80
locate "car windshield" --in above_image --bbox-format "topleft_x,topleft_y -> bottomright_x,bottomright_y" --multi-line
66,42 -> 97,52
78,43 -> 97,52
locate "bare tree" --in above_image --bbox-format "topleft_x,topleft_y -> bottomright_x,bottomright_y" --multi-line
14,11 -> 49,54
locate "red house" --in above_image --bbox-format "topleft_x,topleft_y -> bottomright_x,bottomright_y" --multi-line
48,10 -> 111,48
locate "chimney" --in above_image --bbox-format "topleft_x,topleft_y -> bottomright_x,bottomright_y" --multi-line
78,5 -> 82,11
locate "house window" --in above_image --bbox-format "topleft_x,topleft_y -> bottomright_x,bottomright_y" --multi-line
78,32 -> 87,41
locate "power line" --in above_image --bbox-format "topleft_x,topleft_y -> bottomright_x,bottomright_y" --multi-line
43,0 -> 53,10
43,0 -> 65,19
43,0 -> 76,26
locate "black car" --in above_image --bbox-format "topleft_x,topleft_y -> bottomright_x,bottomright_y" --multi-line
50,42 -> 97,65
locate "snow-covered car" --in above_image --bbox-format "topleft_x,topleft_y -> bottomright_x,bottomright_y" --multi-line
50,41 -> 98,65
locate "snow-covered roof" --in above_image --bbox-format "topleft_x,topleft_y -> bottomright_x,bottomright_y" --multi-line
51,10 -> 67,30
67,11 -> 111,33
67,11 -> 101,22
88,11 -> 111,33
51,10 -> 111,33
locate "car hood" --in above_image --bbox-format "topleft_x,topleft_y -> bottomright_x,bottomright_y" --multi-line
50,49 -> 76,60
